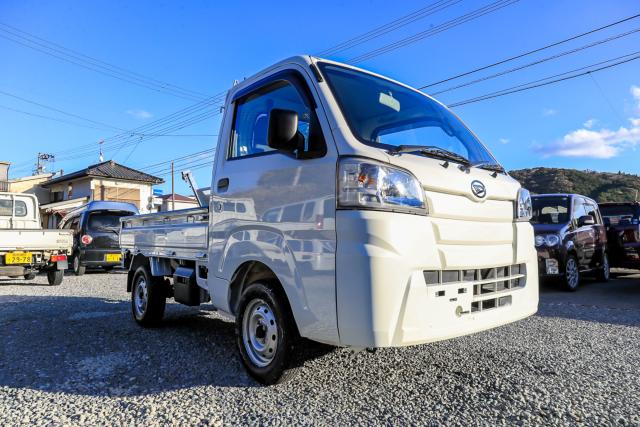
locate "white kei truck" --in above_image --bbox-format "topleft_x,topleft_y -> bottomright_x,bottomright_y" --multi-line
0,192 -> 72,285
120,56 -> 539,384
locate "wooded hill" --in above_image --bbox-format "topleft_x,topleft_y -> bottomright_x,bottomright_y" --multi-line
509,167 -> 640,203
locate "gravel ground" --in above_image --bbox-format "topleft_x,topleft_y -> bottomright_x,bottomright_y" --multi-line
1,270 -> 639,426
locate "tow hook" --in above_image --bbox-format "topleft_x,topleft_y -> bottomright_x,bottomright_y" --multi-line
455,306 -> 470,317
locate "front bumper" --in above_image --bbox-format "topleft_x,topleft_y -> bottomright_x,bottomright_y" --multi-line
536,247 -> 565,277
335,210 -> 539,348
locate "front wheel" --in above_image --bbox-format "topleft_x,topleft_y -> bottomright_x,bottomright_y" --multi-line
131,266 -> 166,327
235,282 -> 299,385
596,252 -> 610,282
46,270 -> 64,286
563,255 -> 580,291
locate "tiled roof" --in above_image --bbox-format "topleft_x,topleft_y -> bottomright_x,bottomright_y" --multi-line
42,160 -> 164,187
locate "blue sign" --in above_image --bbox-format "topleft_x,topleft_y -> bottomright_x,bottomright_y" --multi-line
153,189 -> 164,196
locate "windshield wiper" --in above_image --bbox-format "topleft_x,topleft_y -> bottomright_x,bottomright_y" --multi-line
387,145 -> 471,165
472,161 -> 505,173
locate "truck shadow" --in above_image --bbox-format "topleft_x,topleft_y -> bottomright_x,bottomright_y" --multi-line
0,295 -> 334,396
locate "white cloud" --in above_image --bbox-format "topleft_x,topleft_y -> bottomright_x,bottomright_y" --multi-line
542,108 -> 557,117
126,109 -> 153,119
499,138 -> 510,144
537,121 -> 640,159
536,85 -> 640,159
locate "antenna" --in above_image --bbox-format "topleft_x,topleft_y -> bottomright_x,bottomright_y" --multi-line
99,140 -> 105,162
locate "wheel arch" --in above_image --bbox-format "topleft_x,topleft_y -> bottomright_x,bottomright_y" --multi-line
126,253 -> 150,292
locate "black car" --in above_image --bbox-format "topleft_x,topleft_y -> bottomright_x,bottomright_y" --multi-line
531,194 -> 609,291
59,201 -> 138,275
599,202 -> 640,270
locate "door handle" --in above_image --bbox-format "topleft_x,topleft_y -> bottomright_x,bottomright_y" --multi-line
217,178 -> 229,192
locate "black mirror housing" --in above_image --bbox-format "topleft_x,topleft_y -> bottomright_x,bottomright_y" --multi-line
268,109 -> 299,152
578,215 -> 595,227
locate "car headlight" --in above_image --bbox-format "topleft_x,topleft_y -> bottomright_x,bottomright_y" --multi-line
515,188 -> 532,221
338,158 -> 427,214
535,234 -> 560,247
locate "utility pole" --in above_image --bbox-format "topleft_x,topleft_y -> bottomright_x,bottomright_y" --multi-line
171,161 -> 175,211
35,153 -> 55,175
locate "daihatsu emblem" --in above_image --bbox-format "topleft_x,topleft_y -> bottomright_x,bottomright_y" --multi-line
471,180 -> 486,198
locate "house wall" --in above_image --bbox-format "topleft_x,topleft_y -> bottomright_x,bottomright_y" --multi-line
160,199 -> 199,211
8,174 -> 53,204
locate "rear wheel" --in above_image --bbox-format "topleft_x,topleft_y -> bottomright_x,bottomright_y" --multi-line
72,253 -> 86,276
46,270 -> 64,286
131,266 -> 166,327
236,282 -> 299,385
596,252 -> 610,282
563,255 -> 580,291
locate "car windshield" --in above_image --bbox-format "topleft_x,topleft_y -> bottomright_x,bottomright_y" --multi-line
600,205 -> 638,224
88,211 -> 133,230
531,196 -> 570,224
318,62 -> 498,166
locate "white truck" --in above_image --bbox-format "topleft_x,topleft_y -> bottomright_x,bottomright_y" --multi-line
120,56 -> 539,384
0,192 -> 72,285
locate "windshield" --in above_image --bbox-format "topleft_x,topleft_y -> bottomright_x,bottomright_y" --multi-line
531,196 -> 570,224
318,62 -> 498,165
600,205 -> 638,224
88,211 -> 133,231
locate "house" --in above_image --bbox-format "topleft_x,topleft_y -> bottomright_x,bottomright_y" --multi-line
39,160 -> 163,228
155,193 -> 200,211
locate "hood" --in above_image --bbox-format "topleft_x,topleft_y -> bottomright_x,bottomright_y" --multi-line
385,152 -> 521,202
532,222 -> 567,234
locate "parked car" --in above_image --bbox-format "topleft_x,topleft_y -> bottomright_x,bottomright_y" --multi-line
120,56 -> 539,384
59,201 -> 138,275
599,202 -> 640,270
0,192 -> 72,285
531,194 -> 609,291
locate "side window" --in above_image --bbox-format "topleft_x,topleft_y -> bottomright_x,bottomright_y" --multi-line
14,200 -> 27,217
586,202 -> 601,224
572,199 -> 588,222
0,200 -> 12,216
230,77 -> 324,159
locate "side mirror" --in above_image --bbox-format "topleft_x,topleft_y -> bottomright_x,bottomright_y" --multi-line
578,215 -> 595,227
268,109 -> 300,152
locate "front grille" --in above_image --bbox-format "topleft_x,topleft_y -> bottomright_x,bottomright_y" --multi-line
423,264 -> 526,313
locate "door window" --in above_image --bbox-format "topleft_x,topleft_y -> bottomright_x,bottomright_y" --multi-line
572,199 -> 588,222
584,202 -> 601,224
229,78 -> 324,159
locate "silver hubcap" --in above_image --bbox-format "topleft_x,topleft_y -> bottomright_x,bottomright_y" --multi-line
242,299 -> 278,367
134,277 -> 148,318
566,258 -> 579,289
603,255 -> 610,280
73,256 -> 79,272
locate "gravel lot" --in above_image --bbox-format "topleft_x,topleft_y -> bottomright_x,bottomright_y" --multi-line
1,270 -> 639,426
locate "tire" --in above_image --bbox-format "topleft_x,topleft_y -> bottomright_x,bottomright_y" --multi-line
235,282 -> 299,385
563,255 -> 580,291
596,252 -> 610,282
46,270 -> 64,286
72,253 -> 86,276
24,273 -> 36,280
131,266 -> 166,327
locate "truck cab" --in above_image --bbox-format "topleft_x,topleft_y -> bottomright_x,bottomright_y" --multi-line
121,56 -> 538,384
599,201 -> 640,269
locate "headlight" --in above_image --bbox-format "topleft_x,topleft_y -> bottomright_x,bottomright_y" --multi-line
338,158 -> 426,214
515,188 -> 532,221
535,234 -> 560,247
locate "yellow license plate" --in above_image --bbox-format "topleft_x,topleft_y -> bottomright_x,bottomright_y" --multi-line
5,252 -> 33,264
105,253 -> 121,262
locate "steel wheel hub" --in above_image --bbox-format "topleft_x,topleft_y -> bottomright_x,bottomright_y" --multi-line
566,258 -> 579,289
134,277 -> 148,317
242,299 -> 278,368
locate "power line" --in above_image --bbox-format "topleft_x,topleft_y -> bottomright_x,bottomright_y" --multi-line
420,12 -> 640,89
0,21 -> 210,101
430,26 -> 640,96
0,89 -> 126,131
316,0 -> 464,57
448,50 -> 640,107
349,0 -> 519,63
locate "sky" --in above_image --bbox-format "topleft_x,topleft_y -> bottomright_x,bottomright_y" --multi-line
1,0 -> 639,194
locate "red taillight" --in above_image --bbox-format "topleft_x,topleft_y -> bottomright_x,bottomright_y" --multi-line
81,235 -> 93,245
51,254 -> 67,262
